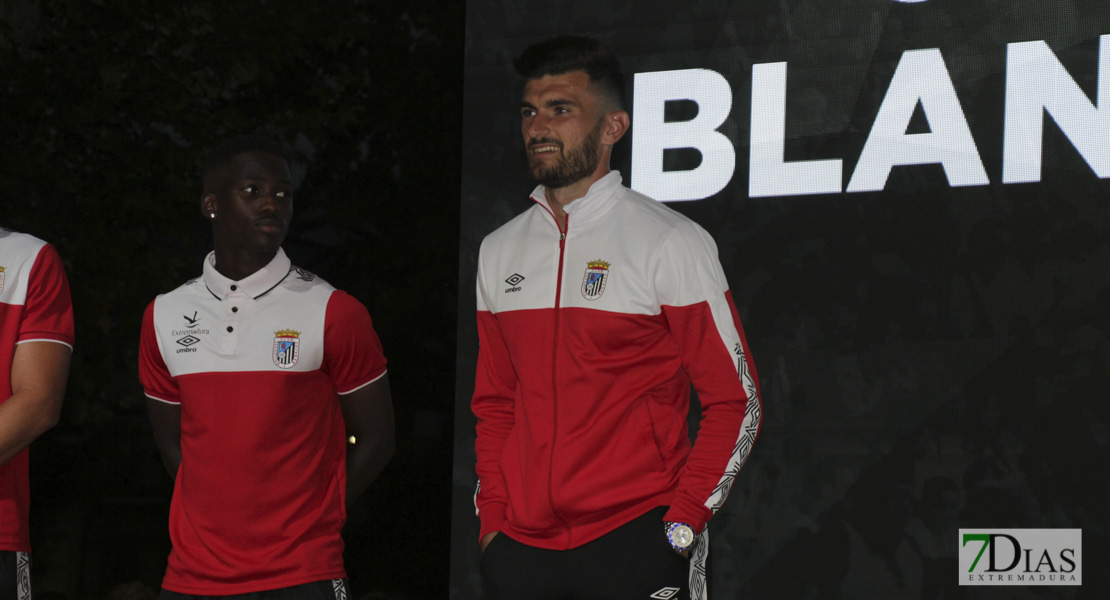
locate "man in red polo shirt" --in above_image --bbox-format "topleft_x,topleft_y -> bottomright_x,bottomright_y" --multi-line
140,135 -> 394,599
0,228 -> 74,600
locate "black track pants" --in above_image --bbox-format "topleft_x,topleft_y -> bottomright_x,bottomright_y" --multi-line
159,579 -> 350,600
481,506 -> 689,600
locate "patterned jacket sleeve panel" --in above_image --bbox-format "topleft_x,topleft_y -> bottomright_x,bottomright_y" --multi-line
138,299 -> 180,405
471,242 -> 516,541
18,244 -> 74,347
656,222 -> 762,532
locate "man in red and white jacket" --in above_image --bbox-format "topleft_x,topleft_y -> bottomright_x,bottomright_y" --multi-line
473,36 -> 762,600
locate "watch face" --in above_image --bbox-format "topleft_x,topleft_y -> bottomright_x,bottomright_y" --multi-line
674,525 -> 695,548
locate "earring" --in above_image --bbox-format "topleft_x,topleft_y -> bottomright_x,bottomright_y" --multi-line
210,213 -> 216,218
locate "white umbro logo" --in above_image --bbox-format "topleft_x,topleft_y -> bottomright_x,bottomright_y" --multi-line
649,588 -> 680,599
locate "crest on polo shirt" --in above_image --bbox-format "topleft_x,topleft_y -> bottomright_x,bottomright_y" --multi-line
0,266 -> 5,295
581,259 -> 610,301
273,329 -> 301,369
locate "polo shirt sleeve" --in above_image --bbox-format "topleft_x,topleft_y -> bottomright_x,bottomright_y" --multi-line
18,243 -> 74,348
138,299 -> 180,404
322,290 -> 387,394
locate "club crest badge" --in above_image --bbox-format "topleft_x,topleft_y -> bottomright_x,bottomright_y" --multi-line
581,259 -> 610,301
273,329 -> 301,369
0,266 -> 5,295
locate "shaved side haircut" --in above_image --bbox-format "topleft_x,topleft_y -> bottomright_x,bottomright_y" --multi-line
514,36 -> 626,112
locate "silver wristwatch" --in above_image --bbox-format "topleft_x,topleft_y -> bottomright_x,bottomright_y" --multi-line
664,521 -> 695,552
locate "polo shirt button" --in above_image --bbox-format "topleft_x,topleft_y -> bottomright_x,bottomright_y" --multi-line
226,326 -> 234,332
230,285 -> 238,291
232,307 -> 238,313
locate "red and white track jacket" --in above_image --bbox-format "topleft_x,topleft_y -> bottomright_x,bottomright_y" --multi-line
473,172 -> 761,550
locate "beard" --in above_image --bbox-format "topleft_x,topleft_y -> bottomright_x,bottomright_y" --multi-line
527,120 -> 603,189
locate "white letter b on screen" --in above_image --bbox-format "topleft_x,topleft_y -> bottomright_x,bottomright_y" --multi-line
631,69 -> 735,202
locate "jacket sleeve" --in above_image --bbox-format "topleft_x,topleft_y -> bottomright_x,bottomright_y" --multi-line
471,244 -> 517,542
655,222 -> 762,533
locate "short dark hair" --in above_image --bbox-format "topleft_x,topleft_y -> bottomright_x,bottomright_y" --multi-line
202,134 -> 290,181
514,35 -> 625,111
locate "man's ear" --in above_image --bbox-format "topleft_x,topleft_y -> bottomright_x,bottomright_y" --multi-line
602,110 -> 630,145
201,193 -> 216,219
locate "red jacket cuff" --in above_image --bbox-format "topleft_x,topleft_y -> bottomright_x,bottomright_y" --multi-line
663,501 -> 712,535
478,503 -> 508,543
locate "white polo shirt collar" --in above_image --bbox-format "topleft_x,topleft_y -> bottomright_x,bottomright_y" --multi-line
202,248 -> 292,301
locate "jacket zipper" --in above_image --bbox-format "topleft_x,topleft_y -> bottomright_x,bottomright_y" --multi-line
549,212 -> 570,543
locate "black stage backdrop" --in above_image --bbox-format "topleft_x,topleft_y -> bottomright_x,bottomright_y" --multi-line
452,1 -> 1110,598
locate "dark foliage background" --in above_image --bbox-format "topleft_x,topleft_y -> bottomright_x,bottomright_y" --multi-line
1,1 -> 462,598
